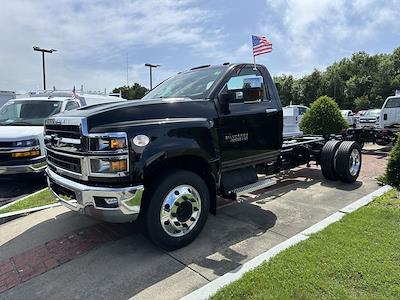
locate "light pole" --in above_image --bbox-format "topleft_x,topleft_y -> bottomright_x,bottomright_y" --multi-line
33,46 -> 57,90
144,63 -> 160,90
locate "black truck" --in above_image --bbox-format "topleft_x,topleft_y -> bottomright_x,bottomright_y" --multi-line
44,63 -> 362,250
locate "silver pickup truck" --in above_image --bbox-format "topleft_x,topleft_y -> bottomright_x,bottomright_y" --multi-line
0,91 -> 126,175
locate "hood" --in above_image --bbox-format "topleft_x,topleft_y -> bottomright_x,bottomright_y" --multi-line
0,125 -> 43,142
51,98 -> 218,133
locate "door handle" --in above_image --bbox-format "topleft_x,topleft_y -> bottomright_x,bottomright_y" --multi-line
266,108 -> 278,113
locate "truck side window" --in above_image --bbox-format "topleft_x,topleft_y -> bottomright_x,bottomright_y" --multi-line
385,98 -> 400,108
65,101 -> 80,111
223,66 -> 269,103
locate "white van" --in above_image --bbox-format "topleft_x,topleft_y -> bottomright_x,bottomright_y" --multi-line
380,96 -> 400,128
0,91 -> 126,175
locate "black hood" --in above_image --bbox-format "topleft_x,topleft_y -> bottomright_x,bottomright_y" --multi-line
55,98 -> 218,133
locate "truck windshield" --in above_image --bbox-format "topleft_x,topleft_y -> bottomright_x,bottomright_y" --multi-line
142,66 -> 227,100
0,100 -> 62,126
364,110 -> 380,117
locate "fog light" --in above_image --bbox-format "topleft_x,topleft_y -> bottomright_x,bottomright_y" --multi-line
104,197 -> 118,205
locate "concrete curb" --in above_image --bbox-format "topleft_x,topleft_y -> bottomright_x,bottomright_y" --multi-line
0,203 -> 61,219
0,188 -> 48,210
181,185 -> 391,300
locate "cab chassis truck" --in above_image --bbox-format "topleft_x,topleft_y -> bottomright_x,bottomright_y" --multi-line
44,63 -> 362,250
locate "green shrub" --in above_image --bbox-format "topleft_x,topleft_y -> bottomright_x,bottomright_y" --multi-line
384,134 -> 400,188
300,95 -> 348,135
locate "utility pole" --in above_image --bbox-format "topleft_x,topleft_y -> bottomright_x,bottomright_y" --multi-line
33,46 -> 57,90
144,63 -> 160,90
126,53 -> 129,86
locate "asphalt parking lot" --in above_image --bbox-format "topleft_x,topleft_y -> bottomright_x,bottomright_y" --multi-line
0,145 -> 389,299
0,174 -> 46,207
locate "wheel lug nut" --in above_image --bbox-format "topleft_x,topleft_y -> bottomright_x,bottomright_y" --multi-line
165,204 -> 170,210
174,221 -> 180,226
164,220 -> 170,225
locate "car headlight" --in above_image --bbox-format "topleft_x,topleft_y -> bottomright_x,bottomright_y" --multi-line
90,157 -> 128,174
89,134 -> 127,151
13,139 -> 39,147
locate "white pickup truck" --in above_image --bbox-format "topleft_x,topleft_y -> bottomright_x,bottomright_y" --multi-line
0,91 -> 126,175
343,95 -> 400,146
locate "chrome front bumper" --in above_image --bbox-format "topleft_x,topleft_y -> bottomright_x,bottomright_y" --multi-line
46,168 -> 144,223
0,157 -> 47,175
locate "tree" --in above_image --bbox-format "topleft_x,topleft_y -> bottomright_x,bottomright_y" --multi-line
113,83 -> 148,100
384,134 -> 400,188
300,95 -> 348,135
272,47 -> 400,112
274,75 -> 295,106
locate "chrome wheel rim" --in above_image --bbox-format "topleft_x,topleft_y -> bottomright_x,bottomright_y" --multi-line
349,148 -> 361,176
160,185 -> 202,237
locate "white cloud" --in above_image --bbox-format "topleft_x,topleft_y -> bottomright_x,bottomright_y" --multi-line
263,0 -> 400,73
0,0 -> 221,91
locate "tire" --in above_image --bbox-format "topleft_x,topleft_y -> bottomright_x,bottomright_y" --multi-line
143,169 -> 210,250
334,141 -> 362,183
320,140 -> 341,181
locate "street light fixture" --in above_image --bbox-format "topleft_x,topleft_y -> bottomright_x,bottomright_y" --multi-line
33,46 -> 57,90
144,63 -> 160,90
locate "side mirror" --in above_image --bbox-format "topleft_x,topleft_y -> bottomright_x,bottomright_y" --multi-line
219,92 -> 234,105
242,77 -> 263,102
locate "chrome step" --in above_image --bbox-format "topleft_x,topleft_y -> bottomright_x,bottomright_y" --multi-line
230,178 -> 277,197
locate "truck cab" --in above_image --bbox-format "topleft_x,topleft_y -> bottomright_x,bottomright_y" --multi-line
380,96 -> 400,129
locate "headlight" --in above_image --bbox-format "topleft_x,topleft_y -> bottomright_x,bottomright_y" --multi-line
90,158 -> 128,174
13,139 -> 39,147
89,134 -> 127,151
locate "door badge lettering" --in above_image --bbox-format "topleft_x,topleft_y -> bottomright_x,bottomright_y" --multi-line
225,133 -> 249,143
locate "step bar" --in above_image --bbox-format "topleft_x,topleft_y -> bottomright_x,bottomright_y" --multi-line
229,178 -> 277,197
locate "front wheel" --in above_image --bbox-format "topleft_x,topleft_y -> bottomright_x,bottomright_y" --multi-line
143,170 -> 210,250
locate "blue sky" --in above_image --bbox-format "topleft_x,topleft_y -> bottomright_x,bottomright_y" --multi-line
1,0 -> 399,92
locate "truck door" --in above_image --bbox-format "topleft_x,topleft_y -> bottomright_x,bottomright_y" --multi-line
382,97 -> 400,127
216,64 -> 282,171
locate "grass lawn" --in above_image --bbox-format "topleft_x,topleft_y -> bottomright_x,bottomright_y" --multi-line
0,189 -> 57,214
213,189 -> 400,299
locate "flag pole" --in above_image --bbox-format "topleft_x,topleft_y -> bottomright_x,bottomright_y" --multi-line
253,55 -> 256,70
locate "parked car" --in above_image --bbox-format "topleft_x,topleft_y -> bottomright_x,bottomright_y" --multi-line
340,110 -> 356,127
358,109 -> 381,128
45,63 -> 362,250
0,91 -> 126,175
282,105 -> 309,137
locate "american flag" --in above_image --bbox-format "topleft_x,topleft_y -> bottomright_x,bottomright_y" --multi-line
252,35 -> 272,56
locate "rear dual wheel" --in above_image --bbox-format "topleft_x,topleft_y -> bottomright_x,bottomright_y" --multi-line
321,140 -> 362,183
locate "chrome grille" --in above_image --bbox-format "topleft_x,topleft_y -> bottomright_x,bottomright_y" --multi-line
47,149 -> 82,174
45,124 -> 81,139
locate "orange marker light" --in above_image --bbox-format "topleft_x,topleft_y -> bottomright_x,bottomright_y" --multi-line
109,138 -> 126,149
110,160 -> 127,172
12,150 -> 41,158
